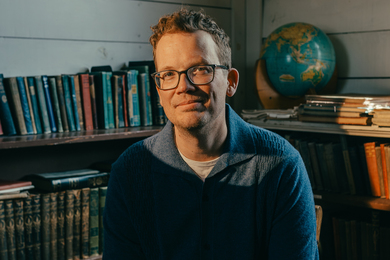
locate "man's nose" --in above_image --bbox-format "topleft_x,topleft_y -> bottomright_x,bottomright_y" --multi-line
176,73 -> 196,94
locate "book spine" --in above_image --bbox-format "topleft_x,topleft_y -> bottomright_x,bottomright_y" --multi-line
35,76 -> 51,133
5,199 -> 17,260
16,77 -> 34,134
73,190 -> 81,260
6,77 -> 27,135
69,76 -> 81,131
14,199 -> 26,260
48,77 -> 64,133
339,136 -> 356,195
127,70 -> 141,126
121,75 -> 128,127
89,188 -> 99,257
23,77 -> 37,134
57,191 -> 66,260
99,187 -> 107,254
65,190 -> 74,260
117,76 -> 125,128
42,172 -> 109,192
80,188 -> 90,259
139,73 -> 153,126
112,75 -> 119,129
27,77 -> 42,134
42,75 -> 57,133
0,74 -> 17,135
308,142 -> 323,190
324,143 -> 340,192
380,144 -> 389,199
55,76 -> 69,132
150,80 -> 165,126
364,142 -> 382,197
73,75 -> 84,131
41,193 -> 51,260
50,192 -> 58,260
105,72 -> 115,129
375,146 -> 386,198
79,74 -> 93,131
61,75 -> 76,132
23,196 -> 33,260
31,194 -> 41,260
0,201 -> 8,260
89,75 -> 99,130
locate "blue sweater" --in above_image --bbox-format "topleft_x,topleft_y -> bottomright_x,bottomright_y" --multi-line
103,105 -> 319,260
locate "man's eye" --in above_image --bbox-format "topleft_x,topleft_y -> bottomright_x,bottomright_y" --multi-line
193,66 -> 212,74
160,71 -> 176,80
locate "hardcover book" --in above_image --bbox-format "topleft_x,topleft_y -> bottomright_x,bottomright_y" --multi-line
23,196 -> 33,260
73,189 -> 81,260
99,186 -> 107,254
13,199 -> 25,260
41,193 -> 51,260
112,75 -> 125,128
5,200 -> 16,260
69,76 -> 81,131
65,190 -> 74,260
139,73 -> 153,126
105,72 -> 115,129
364,142 -> 382,197
374,146 -> 386,198
16,77 -> 34,134
298,140 -> 316,190
78,74 -> 94,131
339,136 -> 356,195
23,77 -> 37,134
324,142 -> 340,192
81,188 -> 90,259
73,75 -> 85,131
90,72 -> 111,129
4,77 -> 27,135
50,192 -> 58,260
26,77 -> 42,134
55,75 -> 69,132
61,75 -> 76,132
42,75 -> 57,133
48,77 -> 64,133
89,75 -> 98,130
380,143 -> 390,199
57,191 -> 66,260
308,142 -> 323,190
31,194 -> 41,260
0,201 -> 8,260
122,70 -> 141,126
315,143 -> 333,191
0,74 -> 16,136
34,76 -> 51,133
89,188 -> 99,257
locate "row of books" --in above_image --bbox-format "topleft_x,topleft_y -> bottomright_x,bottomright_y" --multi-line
0,61 -> 166,136
286,134 -> 390,199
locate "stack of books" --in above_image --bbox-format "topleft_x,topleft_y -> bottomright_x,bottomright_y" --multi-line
0,169 -> 108,260
0,180 -> 34,200
0,60 -> 166,136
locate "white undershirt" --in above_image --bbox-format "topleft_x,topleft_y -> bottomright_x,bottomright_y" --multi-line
178,150 -> 219,182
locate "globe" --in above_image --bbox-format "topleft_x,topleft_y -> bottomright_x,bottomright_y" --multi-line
260,22 -> 336,98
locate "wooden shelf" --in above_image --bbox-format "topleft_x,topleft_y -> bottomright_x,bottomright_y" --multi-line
0,126 -> 163,149
314,191 -> 390,211
248,118 -> 390,138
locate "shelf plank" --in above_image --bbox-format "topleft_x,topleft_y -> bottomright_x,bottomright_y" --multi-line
314,191 -> 390,211
0,126 -> 163,149
248,118 -> 390,138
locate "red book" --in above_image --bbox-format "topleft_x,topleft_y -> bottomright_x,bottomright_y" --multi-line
0,180 -> 32,190
89,75 -> 99,129
364,142 -> 382,197
79,74 -> 94,131
122,74 -> 128,127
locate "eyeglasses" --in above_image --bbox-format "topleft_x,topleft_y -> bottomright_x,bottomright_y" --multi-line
151,64 -> 228,90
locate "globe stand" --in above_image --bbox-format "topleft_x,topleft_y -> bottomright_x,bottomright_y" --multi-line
255,59 -> 338,109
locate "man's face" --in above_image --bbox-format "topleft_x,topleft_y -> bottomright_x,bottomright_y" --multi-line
155,31 -> 230,131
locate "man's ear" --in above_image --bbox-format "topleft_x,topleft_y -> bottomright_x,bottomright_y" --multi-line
226,68 -> 239,97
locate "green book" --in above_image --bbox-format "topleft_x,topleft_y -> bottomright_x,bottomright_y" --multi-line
31,194 -> 41,260
57,191 -> 66,260
0,201 -> 8,260
65,190 -> 74,260
4,77 -> 27,135
23,196 -> 33,260
55,76 -> 69,132
99,186 -> 107,255
61,75 -> 76,132
48,77 -> 64,133
81,188 -> 90,259
104,72 -> 115,129
5,199 -> 17,260
14,199 -> 26,260
34,76 -> 51,134
41,193 -> 51,260
89,188 -> 99,257
73,190 -> 81,260
50,193 -> 58,260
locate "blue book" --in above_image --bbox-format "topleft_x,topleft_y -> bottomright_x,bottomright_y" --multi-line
126,70 -> 141,126
34,76 -> 51,134
27,77 -> 42,134
61,75 -> 76,132
16,77 -> 34,134
42,76 -> 57,133
139,73 -> 153,126
0,74 -> 16,135
69,76 -> 81,131
105,72 -> 115,129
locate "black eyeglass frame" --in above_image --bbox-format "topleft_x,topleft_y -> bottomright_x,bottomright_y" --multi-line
151,64 -> 229,90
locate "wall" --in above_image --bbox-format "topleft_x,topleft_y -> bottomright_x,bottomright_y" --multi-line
262,0 -> 390,97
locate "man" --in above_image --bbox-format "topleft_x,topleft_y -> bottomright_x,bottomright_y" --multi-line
103,8 -> 318,260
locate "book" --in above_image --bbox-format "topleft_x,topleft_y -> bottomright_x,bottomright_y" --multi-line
69,76 -> 81,131
55,75 -> 69,132
298,114 -> 372,125
23,196 -> 33,260
308,142 -> 323,190
104,72 -> 115,129
112,75 -> 125,128
122,70 -> 141,126
26,77 -> 43,134
73,75 -> 84,131
31,194 -> 41,260
80,188 -> 90,259
300,103 -> 368,112
90,72 -> 109,129
380,143 -> 390,199
120,74 -> 128,127
0,120 -> 2,135
50,192 -> 58,260
298,140 -> 316,190
99,186 -> 107,254
339,136 -> 356,195
89,188 -> 99,257
34,76 -> 51,133
374,146 -> 386,198
48,77 -> 64,133
298,105 -> 367,118
89,75 -> 98,130
332,217 -> 341,260
358,145 -> 375,196
324,143 -> 340,192
138,73 -> 153,126
42,75 -> 58,133
0,180 -> 32,191
0,74 -> 16,136
0,186 -> 34,194
23,77 -> 37,134
348,146 -> 367,196
41,193 -> 51,260
61,75 -> 76,132
4,77 -> 27,135
73,189 -> 81,260
78,74 -> 94,131
14,199 -> 25,260
364,142 -> 382,197
65,190 -> 74,260
333,142 -> 350,194
16,77 -> 34,134
0,201 -> 7,260
57,191 -> 66,260
5,200 -> 16,260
